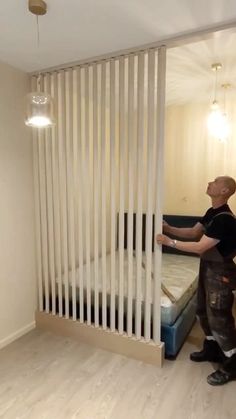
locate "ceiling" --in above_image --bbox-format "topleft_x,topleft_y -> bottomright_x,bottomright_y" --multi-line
167,30 -> 236,105
0,0 -> 236,104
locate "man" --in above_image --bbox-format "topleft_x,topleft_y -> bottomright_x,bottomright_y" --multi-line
156,176 -> 236,386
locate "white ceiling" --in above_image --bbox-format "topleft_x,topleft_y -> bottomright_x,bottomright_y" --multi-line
0,0 -> 236,104
167,30 -> 236,105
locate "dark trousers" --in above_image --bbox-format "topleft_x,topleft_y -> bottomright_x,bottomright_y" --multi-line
197,259 -> 236,353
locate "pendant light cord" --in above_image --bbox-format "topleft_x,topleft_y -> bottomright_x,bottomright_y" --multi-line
36,15 -> 41,92
36,15 -> 40,49
223,87 -> 225,113
214,68 -> 218,103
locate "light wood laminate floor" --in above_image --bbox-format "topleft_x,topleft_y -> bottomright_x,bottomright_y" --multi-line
0,322 -> 235,419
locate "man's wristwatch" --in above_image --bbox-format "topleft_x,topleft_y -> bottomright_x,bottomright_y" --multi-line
170,239 -> 177,248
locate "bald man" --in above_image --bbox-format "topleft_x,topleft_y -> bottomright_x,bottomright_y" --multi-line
156,176 -> 236,386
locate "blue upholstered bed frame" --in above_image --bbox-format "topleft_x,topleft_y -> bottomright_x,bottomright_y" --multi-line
161,292 -> 197,358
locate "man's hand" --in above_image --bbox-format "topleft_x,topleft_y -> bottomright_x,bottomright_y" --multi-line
162,220 -> 170,233
156,234 -> 172,247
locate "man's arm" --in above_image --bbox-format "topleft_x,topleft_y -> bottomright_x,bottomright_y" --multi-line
163,221 -> 204,240
156,233 -> 219,255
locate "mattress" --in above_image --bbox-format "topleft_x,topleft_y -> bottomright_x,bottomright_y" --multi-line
160,253 -> 199,325
59,251 -> 199,326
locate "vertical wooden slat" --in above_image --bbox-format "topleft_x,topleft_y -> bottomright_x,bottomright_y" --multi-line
101,61 -> 107,329
38,74 -> 49,314
118,57 -> 125,334
65,69 -> 77,321
38,121 -> 49,313
127,55 -> 135,337
33,131 -> 44,312
144,50 -> 155,341
58,71 -> 69,318
32,76 -> 43,312
51,72 -> 62,316
153,46 -> 166,343
72,68 -> 79,321
76,68 -> 84,323
52,73 -> 63,317
84,65 -> 91,325
89,66 -> 94,302
110,59 -> 116,332
44,74 -> 56,316
93,63 -> 99,327
135,52 -> 145,339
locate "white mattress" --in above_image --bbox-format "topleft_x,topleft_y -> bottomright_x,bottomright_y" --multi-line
61,251 -> 199,326
160,253 -> 199,325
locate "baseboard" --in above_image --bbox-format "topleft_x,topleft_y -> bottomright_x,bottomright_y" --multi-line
36,311 -> 164,367
0,321 -> 36,350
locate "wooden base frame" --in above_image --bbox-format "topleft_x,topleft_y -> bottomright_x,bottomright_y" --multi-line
36,311 -> 164,367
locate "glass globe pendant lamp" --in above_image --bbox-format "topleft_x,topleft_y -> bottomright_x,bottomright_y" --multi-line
25,0 -> 55,128
25,86 -> 55,128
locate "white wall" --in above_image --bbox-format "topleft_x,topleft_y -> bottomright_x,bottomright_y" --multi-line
164,101 -> 236,215
0,61 -> 37,348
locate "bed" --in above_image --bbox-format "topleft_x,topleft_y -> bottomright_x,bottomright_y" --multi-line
54,251 -> 199,357
49,214 -> 201,358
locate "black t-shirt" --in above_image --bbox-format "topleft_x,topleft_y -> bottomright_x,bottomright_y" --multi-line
200,204 -> 236,257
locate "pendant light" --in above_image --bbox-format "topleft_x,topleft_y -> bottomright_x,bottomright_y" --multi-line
207,63 -> 230,141
25,0 -> 55,128
219,83 -> 231,141
207,63 -> 222,136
